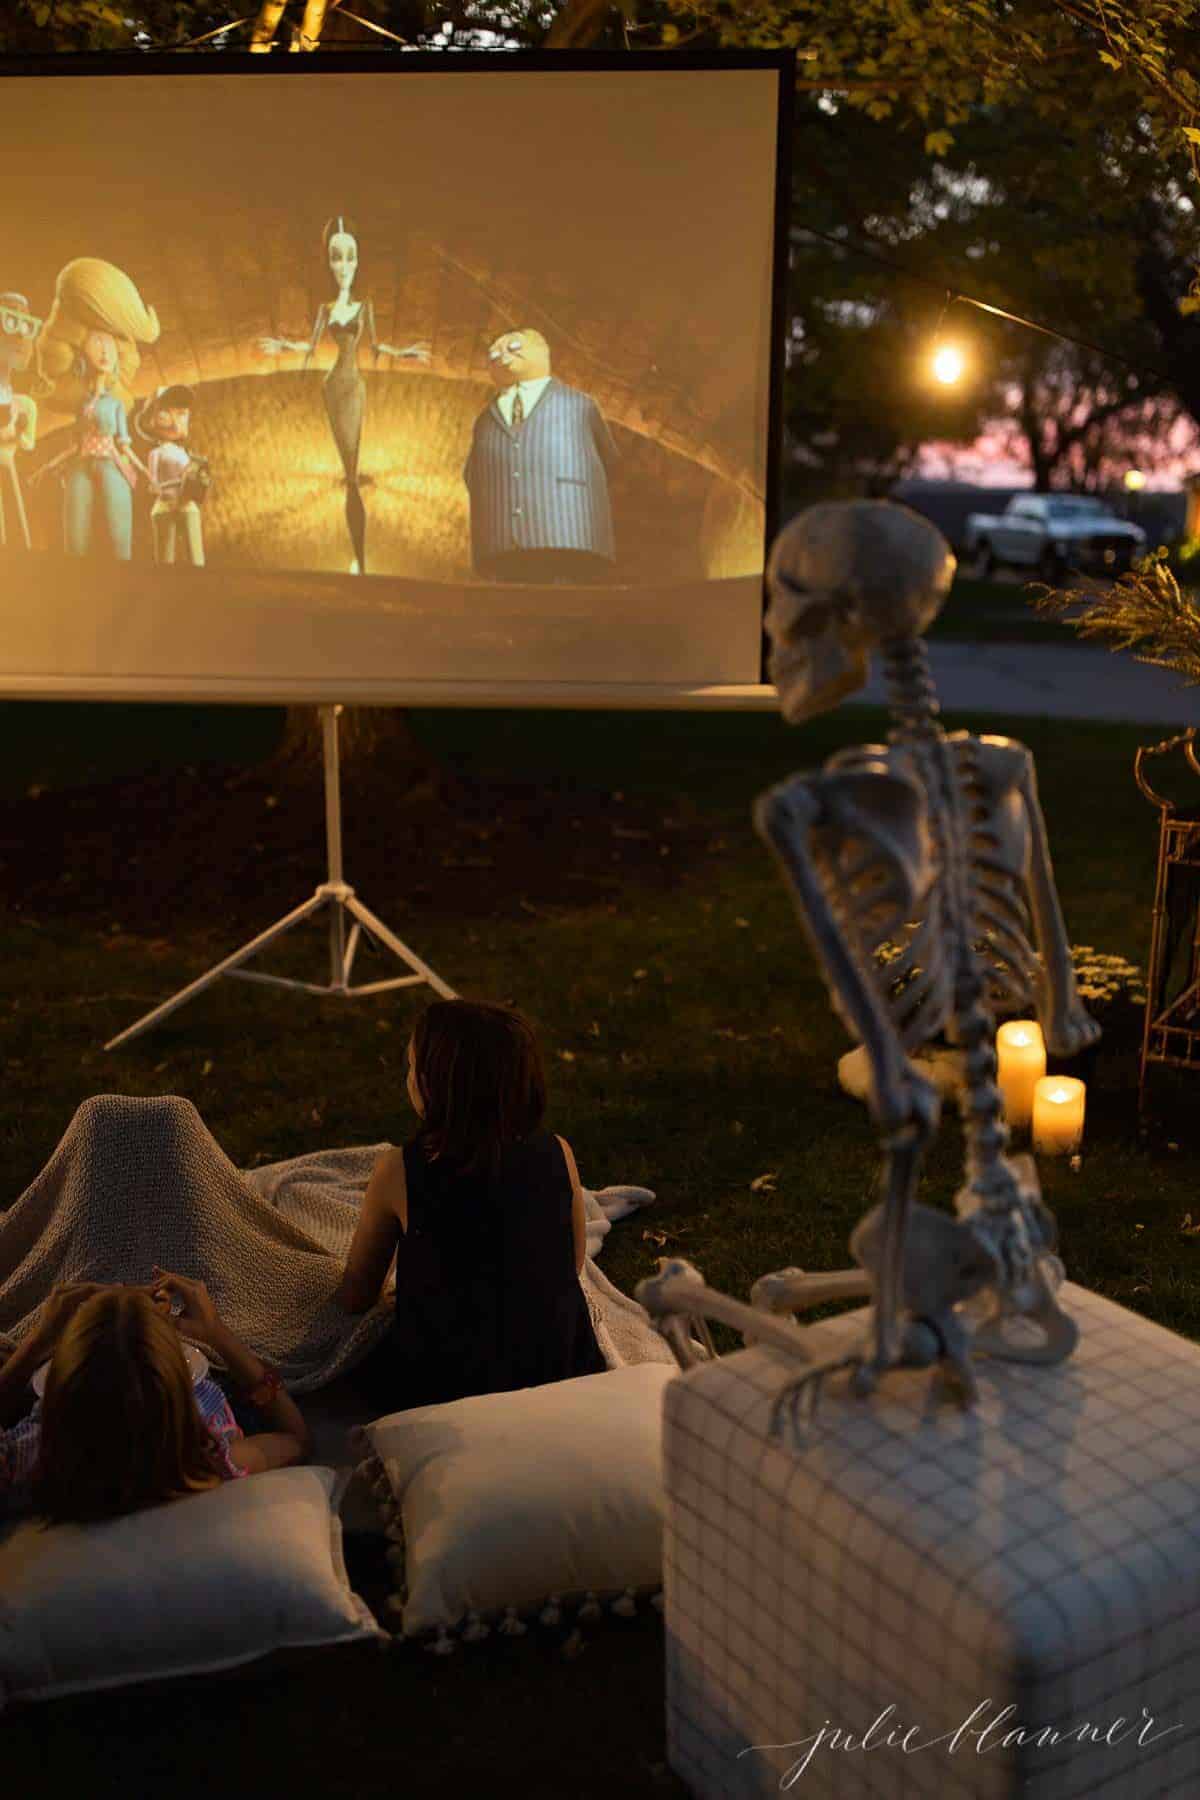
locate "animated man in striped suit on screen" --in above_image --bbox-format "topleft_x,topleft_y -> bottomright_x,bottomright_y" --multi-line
463,328 -> 618,583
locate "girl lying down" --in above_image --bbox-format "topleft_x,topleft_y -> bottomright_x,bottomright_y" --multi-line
0,1273 -> 309,1524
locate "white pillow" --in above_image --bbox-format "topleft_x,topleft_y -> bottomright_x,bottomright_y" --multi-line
0,1465 -> 385,1710
357,1364 -> 674,1646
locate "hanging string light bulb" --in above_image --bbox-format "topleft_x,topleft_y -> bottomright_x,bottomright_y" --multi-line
927,289 -> 966,387
931,342 -> 966,385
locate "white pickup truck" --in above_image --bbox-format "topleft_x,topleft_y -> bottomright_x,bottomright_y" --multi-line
964,494 -> 1145,580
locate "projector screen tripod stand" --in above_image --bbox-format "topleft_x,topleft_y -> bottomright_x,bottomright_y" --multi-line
104,703 -> 456,1051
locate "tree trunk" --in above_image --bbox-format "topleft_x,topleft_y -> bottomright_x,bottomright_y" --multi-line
543,0 -> 616,47
1134,229 -> 1200,430
1016,343 -> 1056,491
263,704 -> 445,799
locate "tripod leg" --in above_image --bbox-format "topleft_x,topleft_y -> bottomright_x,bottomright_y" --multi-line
343,921 -> 362,985
105,892 -> 328,1050
329,896 -> 347,991
343,895 -> 457,998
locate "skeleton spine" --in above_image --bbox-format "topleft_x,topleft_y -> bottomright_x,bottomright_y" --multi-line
883,638 -> 1016,1212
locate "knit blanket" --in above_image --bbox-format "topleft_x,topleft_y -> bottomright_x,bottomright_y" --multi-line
0,1094 -> 674,1393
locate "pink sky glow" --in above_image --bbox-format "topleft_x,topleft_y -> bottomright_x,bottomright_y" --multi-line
916,409 -> 1200,491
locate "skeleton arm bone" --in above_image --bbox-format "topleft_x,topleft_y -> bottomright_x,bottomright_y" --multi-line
754,777 -> 940,1138
1014,748 -> 1100,1057
751,1267 -> 872,1314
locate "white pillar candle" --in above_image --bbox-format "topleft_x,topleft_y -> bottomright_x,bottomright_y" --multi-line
995,1020 -> 1046,1132
1032,1076 -> 1086,1157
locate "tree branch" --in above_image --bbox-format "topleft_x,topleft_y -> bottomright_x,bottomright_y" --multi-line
543,0 -> 613,48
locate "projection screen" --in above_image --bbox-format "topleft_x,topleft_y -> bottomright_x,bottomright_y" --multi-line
0,52 -> 790,706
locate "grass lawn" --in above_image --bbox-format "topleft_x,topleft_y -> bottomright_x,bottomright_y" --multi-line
1,696 -> 1195,1795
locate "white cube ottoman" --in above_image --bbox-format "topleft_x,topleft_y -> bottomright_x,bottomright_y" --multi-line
662,1284 -> 1200,1798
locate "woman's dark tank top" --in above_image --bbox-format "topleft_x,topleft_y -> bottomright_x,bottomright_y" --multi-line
385,1130 -> 606,1409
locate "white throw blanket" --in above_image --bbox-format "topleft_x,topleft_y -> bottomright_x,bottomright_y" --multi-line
0,1094 -> 675,1393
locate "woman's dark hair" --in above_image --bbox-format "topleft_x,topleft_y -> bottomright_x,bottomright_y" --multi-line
411,1000 -> 545,1177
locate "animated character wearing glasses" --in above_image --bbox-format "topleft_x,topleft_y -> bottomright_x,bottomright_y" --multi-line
463,328 -> 618,583
0,291 -> 41,550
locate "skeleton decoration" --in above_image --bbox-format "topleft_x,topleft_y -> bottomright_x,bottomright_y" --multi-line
637,500 -> 1100,1417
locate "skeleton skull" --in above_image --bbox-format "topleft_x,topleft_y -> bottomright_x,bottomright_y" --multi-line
766,501 -> 957,723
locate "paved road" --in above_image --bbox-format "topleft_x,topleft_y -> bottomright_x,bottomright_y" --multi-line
852,640 -> 1196,726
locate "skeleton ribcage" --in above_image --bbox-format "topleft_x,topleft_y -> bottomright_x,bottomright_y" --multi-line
813,743 -> 1042,1057
814,817 -> 956,1053
880,741 -> 1041,1045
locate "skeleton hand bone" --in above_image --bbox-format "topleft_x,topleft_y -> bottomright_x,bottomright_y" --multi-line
1042,998 -> 1103,1060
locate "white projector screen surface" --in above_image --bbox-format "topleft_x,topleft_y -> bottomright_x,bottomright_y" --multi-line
0,56 -> 786,705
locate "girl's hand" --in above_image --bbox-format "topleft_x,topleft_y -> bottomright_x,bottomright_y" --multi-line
150,1268 -> 221,1343
34,1281 -> 106,1351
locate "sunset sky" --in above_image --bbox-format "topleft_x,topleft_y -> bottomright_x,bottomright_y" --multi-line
916,394 -> 1199,490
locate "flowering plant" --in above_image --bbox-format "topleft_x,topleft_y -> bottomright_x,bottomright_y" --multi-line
1069,946 -> 1146,1009
873,938 -> 1145,1009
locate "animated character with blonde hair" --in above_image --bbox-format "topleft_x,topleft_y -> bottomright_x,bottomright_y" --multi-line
33,258 -> 160,559
0,290 -> 41,550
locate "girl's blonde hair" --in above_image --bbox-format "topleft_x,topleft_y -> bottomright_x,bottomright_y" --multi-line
32,1288 -> 222,1526
35,257 -> 160,409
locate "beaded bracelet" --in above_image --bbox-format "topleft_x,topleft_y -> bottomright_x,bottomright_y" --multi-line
243,1364 -> 283,1408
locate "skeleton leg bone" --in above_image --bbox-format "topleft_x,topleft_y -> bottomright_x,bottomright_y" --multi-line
636,1259 -> 817,1369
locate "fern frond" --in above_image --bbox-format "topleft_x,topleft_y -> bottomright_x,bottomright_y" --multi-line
1033,553 -> 1200,687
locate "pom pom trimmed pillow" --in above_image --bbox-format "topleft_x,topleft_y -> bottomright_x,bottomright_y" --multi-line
356,1364 -> 675,1648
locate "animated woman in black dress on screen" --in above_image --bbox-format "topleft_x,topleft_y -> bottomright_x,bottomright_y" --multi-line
257,217 -> 429,575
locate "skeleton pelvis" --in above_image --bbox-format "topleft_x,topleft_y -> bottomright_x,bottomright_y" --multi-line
851,1200 -> 998,1318
967,1258 -> 1079,1365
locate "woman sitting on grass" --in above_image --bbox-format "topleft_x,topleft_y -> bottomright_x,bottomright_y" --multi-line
334,998 -> 606,1412
0,1272 -> 310,1523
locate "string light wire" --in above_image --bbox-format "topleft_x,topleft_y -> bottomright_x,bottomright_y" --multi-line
794,222 -> 1176,386
62,22 -> 1184,391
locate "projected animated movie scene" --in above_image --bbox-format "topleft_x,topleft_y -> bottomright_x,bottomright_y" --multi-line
2,63 -> 773,597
